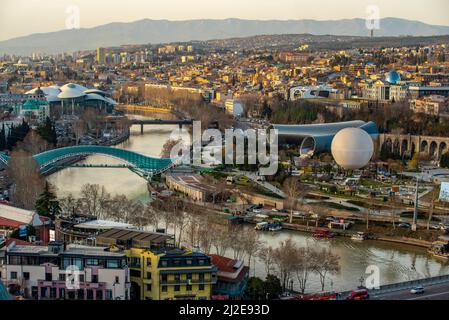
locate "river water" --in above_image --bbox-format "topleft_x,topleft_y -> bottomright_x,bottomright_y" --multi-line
47,120 -> 449,293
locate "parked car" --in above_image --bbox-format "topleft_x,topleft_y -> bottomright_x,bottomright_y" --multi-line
410,286 -> 425,294
346,289 -> 370,300
398,223 -> 412,229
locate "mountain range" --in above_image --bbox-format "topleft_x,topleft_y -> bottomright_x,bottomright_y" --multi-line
2,18 -> 449,55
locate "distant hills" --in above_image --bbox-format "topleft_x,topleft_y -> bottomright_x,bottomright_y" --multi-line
2,18 -> 449,55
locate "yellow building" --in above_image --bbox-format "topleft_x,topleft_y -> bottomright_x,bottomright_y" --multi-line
125,247 -> 216,300
96,228 -> 216,300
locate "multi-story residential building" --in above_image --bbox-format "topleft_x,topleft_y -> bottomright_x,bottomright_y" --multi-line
410,95 -> 449,115
95,228 -> 217,300
209,254 -> 249,300
1,241 -> 130,300
0,93 -> 27,107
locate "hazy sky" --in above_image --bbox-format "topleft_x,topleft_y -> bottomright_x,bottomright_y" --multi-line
1,0 -> 449,41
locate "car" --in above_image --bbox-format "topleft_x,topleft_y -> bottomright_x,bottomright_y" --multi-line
346,289 -> 369,300
253,209 -> 262,213
410,286 -> 425,294
430,224 -> 442,230
271,208 -> 279,212
398,223 -> 412,229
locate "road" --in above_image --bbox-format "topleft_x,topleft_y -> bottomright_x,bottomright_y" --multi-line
374,282 -> 449,300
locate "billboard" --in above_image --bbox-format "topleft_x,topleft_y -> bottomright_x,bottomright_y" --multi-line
439,182 -> 449,202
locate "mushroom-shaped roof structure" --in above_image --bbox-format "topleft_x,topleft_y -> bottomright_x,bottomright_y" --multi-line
105,97 -> 118,106
58,83 -> 87,99
85,93 -> 107,102
385,70 -> 401,84
84,89 -> 107,97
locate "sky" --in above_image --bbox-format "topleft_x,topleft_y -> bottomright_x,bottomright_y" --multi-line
1,0 -> 449,41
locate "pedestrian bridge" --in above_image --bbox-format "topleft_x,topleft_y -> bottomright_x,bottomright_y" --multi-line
0,146 -> 176,180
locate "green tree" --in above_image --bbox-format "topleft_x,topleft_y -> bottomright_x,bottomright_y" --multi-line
35,182 -> 61,219
441,152 -> 449,169
36,117 -> 57,146
245,277 -> 265,300
263,275 -> 282,300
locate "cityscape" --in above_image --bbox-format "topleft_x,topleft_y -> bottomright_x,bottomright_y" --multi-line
1,0 -> 449,308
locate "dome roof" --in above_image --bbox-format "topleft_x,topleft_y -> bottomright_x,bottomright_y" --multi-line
58,83 -> 87,99
385,70 -> 401,84
331,128 -> 374,170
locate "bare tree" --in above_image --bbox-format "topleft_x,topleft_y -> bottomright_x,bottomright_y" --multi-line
314,248 -> 341,292
78,184 -> 111,218
272,238 -> 298,291
258,244 -> 276,276
283,177 -> 308,224
243,228 -> 261,273
295,246 -> 317,294
8,149 -> 45,210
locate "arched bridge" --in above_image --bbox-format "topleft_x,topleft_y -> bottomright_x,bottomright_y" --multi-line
379,134 -> 449,160
0,146 -> 175,180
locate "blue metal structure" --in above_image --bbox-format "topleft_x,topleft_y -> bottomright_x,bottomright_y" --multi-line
0,146 -> 175,180
271,120 -> 379,156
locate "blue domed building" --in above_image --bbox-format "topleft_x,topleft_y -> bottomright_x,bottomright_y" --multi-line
385,70 -> 401,84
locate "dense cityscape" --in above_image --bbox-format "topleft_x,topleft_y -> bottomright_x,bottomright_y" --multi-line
1,1 -> 449,307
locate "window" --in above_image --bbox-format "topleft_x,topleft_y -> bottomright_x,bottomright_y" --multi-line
146,272 -> 151,279
107,259 -> 120,269
10,271 -> 17,280
161,260 -> 168,267
186,273 -> 192,280
161,285 -> 168,292
199,274 -> 205,282
146,258 -> 151,267
186,285 -> 192,291
161,274 -> 167,282
146,284 -> 152,291
131,257 -> 141,268
115,276 -> 120,284
45,273 -> 52,281
59,274 -> 66,282
50,288 -> 57,299
79,274 -> 84,282
9,256 -> 20,265
174,274 -> 180,282
23,272 -> 30,280
92,275 -> 98,283
199,284 -> 205,291
198,259 -> 205,266
174,285 -> 180,292
130,270 -> 141,277
96,290 -> 103,300
86,258 -> 99,266
186,259 -> 192,266
106,290 -> 113,300
86,289 -> 94,300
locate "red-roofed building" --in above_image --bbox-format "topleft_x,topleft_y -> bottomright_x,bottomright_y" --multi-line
210,254 -> 249,300
0,204 -> 51,245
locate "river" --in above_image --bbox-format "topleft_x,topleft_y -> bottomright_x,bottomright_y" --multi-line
47,120 -> 449,293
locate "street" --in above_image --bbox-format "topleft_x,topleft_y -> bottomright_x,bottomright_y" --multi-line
374,282 -> 449,300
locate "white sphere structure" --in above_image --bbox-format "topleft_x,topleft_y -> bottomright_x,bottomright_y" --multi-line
331,128 -> 374,170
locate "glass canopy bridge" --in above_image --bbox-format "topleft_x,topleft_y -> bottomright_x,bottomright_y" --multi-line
0,146 -> 176,181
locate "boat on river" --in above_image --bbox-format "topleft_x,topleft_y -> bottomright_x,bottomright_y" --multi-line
313,228 -> 334,239
351,232 -> 368,241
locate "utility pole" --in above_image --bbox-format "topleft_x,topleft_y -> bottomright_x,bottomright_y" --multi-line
412,177 -> 419,231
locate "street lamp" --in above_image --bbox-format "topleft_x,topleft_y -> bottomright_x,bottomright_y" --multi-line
358,276 -> 365,289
